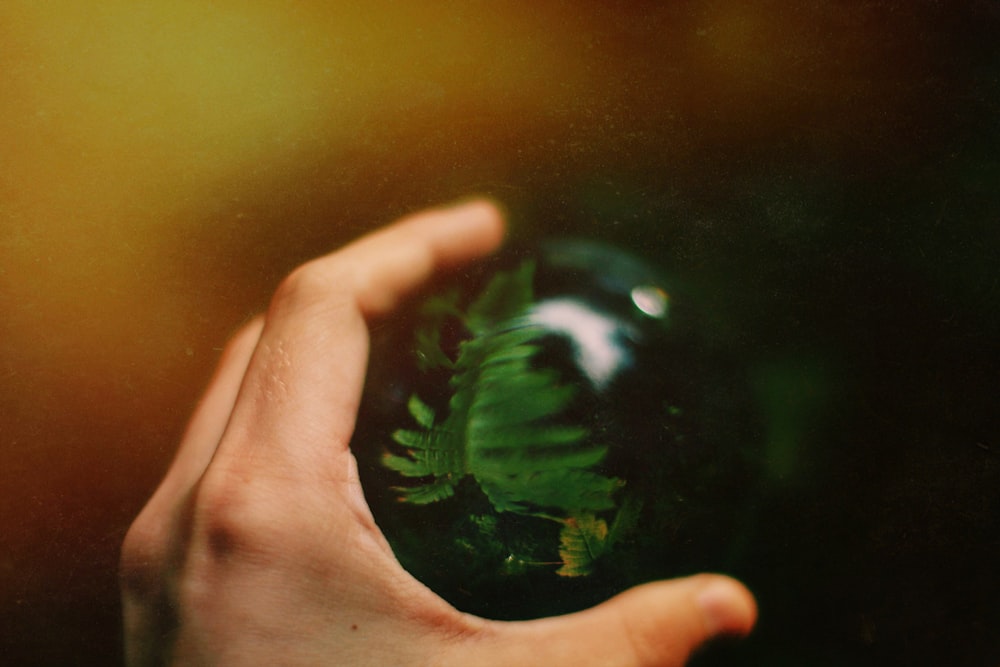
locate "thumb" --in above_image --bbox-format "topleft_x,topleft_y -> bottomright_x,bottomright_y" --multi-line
456,575 -> 756,667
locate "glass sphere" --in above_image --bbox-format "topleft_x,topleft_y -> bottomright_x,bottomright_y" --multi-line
353,238 -> 759,620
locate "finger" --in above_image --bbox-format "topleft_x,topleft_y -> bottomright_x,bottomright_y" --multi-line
123,317 -> 264,550
215,199 -> 506,478
160,317 -> 266,499
456,575 -> 757,667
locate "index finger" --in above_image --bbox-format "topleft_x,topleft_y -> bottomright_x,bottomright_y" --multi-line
215,199 -> 506,480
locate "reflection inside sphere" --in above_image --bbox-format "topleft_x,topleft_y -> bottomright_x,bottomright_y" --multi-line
630,285 -> 670,319
354,237 -> 760,620
525,298 -> 634,390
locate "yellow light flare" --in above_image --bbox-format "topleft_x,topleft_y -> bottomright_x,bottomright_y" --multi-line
0,0 -> 593,377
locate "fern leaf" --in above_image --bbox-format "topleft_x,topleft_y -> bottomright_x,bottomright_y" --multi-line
473,375 -> 575,425
389,428 -> 428,449
449,328 -> 540,381
412,288 -> 463,371
382,450 -> 433,478
556,514 -> 609,577
414,328 -> 454,371
393,477 -> 457,504
420,289 -> 464,319
468,421 -> 588,449
478,338 -> 541,367
464,260 -> 536,334
386,258 -> 624,521
477,469 -> 620,515
472,440 -> 607,474
388,427 -> 464,476
406,394 -> 436,429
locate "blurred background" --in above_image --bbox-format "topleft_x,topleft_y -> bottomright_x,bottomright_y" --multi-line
1,1 -> 997,664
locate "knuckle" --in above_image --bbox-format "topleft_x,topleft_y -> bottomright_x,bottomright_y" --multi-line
271,260 -> 343,316
119,510 -> 170,596
189,466 -> 288,563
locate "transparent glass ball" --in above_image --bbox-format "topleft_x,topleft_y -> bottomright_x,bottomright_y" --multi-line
353,239 -> 758,620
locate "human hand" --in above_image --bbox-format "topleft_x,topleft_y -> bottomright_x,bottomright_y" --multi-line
120,200 -> 756,666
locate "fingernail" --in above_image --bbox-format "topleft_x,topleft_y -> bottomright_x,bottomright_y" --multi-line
696,580 -> 755,637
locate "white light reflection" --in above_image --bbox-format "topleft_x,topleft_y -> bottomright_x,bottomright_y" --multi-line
631,285 -> 669,318
527,298 -> 632,390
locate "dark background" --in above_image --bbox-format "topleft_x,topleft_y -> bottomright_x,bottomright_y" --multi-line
2,1 -> 997,665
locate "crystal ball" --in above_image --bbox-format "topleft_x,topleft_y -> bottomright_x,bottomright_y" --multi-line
353,238 -> 758,620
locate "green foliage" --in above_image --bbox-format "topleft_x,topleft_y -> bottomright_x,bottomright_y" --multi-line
557,514 -> 609,577
463,259 -> 536,335
382,259 -> 627,576
414,288 -> 462,371
606,494 -> 643,547
556,495 -> 643,577
478,469 -> 620,516
383,395 -> 464,502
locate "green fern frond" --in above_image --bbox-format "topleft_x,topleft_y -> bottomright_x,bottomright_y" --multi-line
420,289 -> 464,319
477,469 -> 621,515
414,289 -> 462,371
415,329 -> 454,371
468,423 -> 591,455
405,394 -> 436,429
471,438 -> 607,472
464,259 -> 536,335
447,327 -> 541,384
386,426 -> 465,477
385,258 -> 626,579
392,476 -> 457,504
382,450 -> 432,478
468,395 -> 582,436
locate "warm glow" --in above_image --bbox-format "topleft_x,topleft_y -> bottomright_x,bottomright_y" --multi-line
1,0 -> 594,377
4,2 -> 960,662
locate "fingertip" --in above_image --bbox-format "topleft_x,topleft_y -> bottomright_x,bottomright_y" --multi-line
442,194 -> 507,221
379,197 -> 507,273
435,196 -> 508,257
607,575 -> 756,665
460,574 -> 757,667
693,576 -> 758,638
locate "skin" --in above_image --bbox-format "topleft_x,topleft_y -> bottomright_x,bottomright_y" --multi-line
120,199 -> 757,666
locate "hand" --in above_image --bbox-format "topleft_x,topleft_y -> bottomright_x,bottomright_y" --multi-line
120,199 -> 756,666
